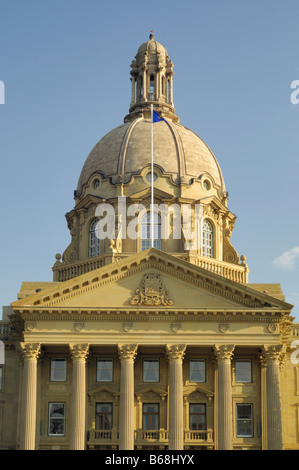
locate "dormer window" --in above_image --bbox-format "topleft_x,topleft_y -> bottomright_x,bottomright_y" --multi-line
149,75 -> 155,100
202,219 -> 213,258
88,218 -> 100,258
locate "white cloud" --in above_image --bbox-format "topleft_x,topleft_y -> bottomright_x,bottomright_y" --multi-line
273,246 -> 299,271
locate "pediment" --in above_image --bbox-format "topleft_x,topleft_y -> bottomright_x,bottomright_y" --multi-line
11,248 -> 293,315
129,187 -> 175,203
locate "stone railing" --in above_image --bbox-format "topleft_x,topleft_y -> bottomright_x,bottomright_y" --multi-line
53,251 -> 249,283
184,429 -> 213,443
134,429 -> 169,443
87,428 -> 119,445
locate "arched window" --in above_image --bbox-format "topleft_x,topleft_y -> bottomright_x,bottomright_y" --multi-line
89,218 -> 100,258
202,219 -> 213,258
149,75 -> 155,100
140,211 -> 162,251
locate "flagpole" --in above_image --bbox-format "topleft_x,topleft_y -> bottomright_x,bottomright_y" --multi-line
151,104 -> 154,248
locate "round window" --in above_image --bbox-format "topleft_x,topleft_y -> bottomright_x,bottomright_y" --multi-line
146,172 -> 158,182
202,179 -> 210,190
93,179 -> 100,189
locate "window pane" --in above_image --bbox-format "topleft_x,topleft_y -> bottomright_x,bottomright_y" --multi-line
236,404 -> 253,437
97,359 -> 113,382
235,361 -> 251,383
143,404 -> 159,430
189,360 -> 205,382
50,359 -> 67,381
48,403 -> 65,436
189,403 -> 206,430
96,403 -> 113,430
143,359 -> 159,382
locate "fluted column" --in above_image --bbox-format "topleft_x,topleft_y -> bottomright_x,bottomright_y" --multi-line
214,344 -> 235,450
19,343 -> 41,450
118,344 -> 138,450
262,345 -> 283,450
69,343 -> 89,450
166,344 -> 186,450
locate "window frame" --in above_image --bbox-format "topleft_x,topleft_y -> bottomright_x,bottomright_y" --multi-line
235,359 -> 252,383
88,218 -> 101,258
48,402 -> 66,437
236,403 -> 254,438
202,218 -> 214,258
142,358 -> 160,383
142,403 -> 160,430
50,358 -> 67,382
189,403 -> 206,431
95,402 -> 113,430
140,211 -> 162,252
189,359 -> 206,383
96,358 -> 114,383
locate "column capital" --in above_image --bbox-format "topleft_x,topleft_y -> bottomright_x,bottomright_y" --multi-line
69,343 -> 89,361
214,344 -> 235,361
20,343 -> 41,361
118,344 -> 138,362
262,344 -> 283,362
166,344 -> 186,362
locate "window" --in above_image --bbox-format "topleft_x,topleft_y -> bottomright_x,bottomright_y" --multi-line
140,211 -> 162,251
96,403 -> 113,430
143,403 -> 159,430
88,218 -> 100,258
143,359 -> 159,382
235,360 -> 252,383
97,359 -> 113,382
149,75 -> 155,100
50,359 -> 67,382
202,219 -> 213,258
236,404 -> 253,437
48,403 -> 66,436
189,404 -> 206,430
189,360 -> 205,383
0,367 -> 2,390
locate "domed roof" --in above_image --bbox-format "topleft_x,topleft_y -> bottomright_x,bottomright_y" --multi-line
76,117 -> 226,195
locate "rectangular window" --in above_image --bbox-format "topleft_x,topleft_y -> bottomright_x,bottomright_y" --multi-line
97,359 -> 113,382
0,367 -> 2,390
96,403 -> 113,430
235,360 -> 252,383
189,403 -> 206,430
48,403 -> 66,436
143,403 -> 159,430
143,359 -> 159,383
236,404 -> 253,437
50,359 -> 67,382
189,360 -> 205,383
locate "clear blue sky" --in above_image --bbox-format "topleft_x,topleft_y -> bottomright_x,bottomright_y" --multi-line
0,0 -> 299,320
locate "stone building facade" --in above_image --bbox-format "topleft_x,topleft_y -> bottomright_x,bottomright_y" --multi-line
0,34 -> 298,450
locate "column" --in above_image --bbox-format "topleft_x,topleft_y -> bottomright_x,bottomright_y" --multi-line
69,343 -> 89,450
166,344 -> 186,450
262,345 -> 283,450
118,344 -> 138,450
214,344 -> 235,450
130,75 -> 136,107
19,343 -> 41,450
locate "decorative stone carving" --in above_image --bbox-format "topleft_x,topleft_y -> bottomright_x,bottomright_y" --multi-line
118,344 -> 138,361
170,323 -> 182,333
69,343 -> 89,360
166,344 -> 186,361
26,322 -> 37,332
74,322 -> 85,332
262,344 -> 283,361
130,273 -> 173,306
214,344 -> 235,361
20,343 -> 41,360
123,322 -> 134,332
219,323 -> 230,333
267,323 -> 278,334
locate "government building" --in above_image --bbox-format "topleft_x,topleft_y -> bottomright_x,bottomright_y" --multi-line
0,34 -> 298,451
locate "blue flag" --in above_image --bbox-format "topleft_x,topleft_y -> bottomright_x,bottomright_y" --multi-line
152,110 -> 166,123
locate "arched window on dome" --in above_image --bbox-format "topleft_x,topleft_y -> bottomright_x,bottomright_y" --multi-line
140,211 -> 162,251
202,219 -> 213,258
149,75 -> 155,100
88,218 -> 100,258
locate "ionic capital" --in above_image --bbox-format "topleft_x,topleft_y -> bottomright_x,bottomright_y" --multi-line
69,343 -> 89,361
20,343 -> 41,361
166,344 -> 186,362
214,344 -> 235,361
118,344 -> 138,362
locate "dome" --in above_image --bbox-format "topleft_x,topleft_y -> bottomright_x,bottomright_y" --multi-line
76,117 -> 226,195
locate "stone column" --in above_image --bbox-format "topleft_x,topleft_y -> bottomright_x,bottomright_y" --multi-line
214,344 -> 235,450
19,343 -> 41,450
166,344 -> 186,450
130,75 -> 136,107
262,345 -> 283,450
118,344 -> 138,450
69,343 -> 89,450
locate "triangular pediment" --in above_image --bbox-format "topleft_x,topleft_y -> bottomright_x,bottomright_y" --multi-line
129,187 -> 175,202
11,249 -> 293,316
